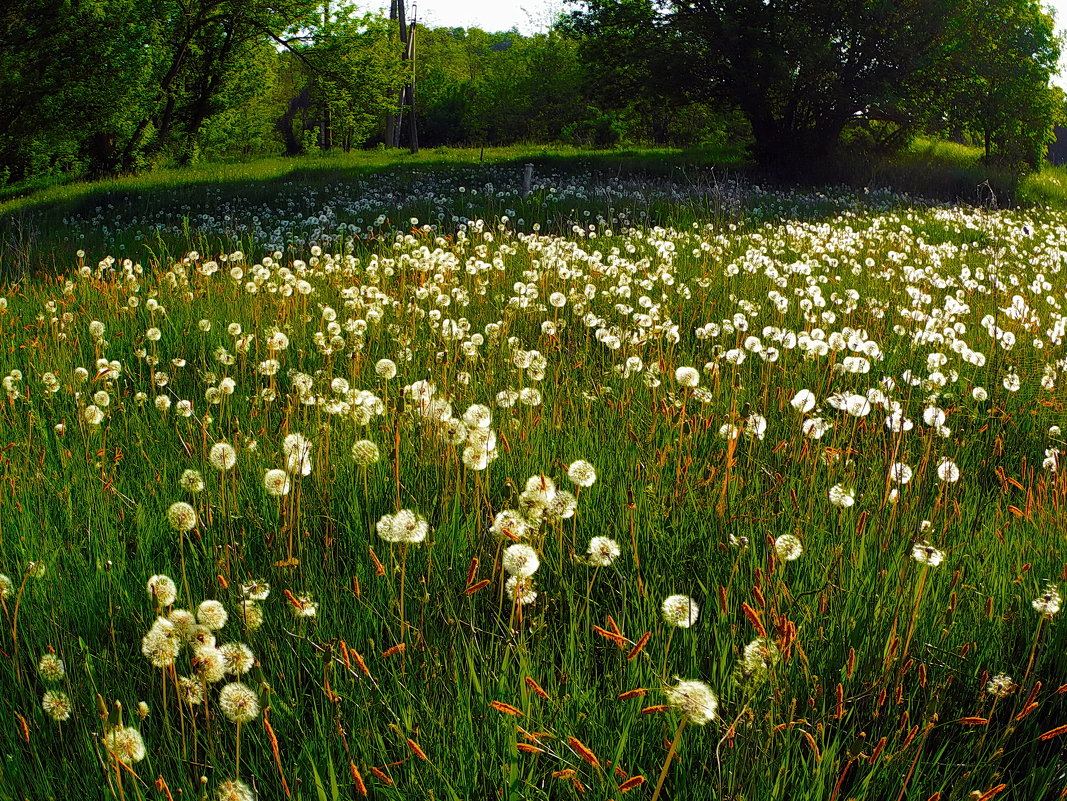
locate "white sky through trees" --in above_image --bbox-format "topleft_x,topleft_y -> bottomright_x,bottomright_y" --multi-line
366,0 -> 563,34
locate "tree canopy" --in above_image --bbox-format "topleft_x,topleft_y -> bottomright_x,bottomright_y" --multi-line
572,0 -> 1062,170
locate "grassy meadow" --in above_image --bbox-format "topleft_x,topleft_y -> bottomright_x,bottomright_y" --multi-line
0,160 -> 1065,801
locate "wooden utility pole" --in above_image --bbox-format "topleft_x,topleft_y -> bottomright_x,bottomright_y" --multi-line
386,0 -> 418,152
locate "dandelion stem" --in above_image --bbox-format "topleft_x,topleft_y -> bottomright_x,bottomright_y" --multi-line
650,716 -> 687,801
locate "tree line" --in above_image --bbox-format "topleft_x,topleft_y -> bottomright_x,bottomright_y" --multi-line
0,0 -> 1061,184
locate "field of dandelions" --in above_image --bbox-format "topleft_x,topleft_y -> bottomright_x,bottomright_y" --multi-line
0,163 -> 1066,801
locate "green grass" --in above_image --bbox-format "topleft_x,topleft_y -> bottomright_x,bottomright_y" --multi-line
0,166 -> 1065,801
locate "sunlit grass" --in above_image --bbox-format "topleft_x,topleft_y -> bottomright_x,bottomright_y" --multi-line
0,169 -> 1065,801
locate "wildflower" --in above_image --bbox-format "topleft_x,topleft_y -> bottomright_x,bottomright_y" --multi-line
142,623 -> 181,669
790,389 -> 816,412
220,642 -> 255,675
937,459 -> 961,483
291,595 -> 318,618
986,674 -> 1015,698
587,537 -> 621,567
1033,583 -> 1061,618
376,510 -> 429,544
83,405 -> 105,425
241,580 -> 270,601
889,463 -> 913,485
216,780 -> 256,801
209,443 -> 237,471
192,646 -> 227,683
177,676 -> 205,706
674,366 -> 700,387
263,469 -> 290,496
42,690 -> 72,721
774,534 -> 803,561
491,509 -> 531,540
282,433 -> 312,476
0,574 -> 12,600
38,654 -> 65,682
351,440 -> 380,466
662,594 -> 699,628
828,484 -> 855,508
972,386 -> 988,402
167,502 -> 197,532
197,600 -> 228,630
503,544 -> 540,577
665,679 -> 717,725
739,638 -> 780,681
218,682 -> 260,723
911,542 -> 945,567
375,359 -> 398,379
505,575 -> 537,605
238,600 -> 265,631
102,726 -> 146,764
147,574 -> 178,607
180,470 -> 205,493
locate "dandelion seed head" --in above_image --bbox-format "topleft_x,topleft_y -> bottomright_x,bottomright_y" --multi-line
587,536 -> 621,567
218,682 -> 260,723
567,460 -> 597,487
180,469 -> 205,493
38,653 -> 65,682
351,440 -> 380,467
911,541 -> 945,567
42,690 -> 72,721
985,674 -> 1015,698
1033,583 -> 1062,618
505,575 -> 537,605
197,600 -> 228,630
662,594 -> 699,628
503,544 -> 540,577
147,574 -> 178,607
263,468 -> 290,496
774,534 -> 803,561
209,443 -> 237,471
102,726 -> 146,763
167,502 -> 197,532
216,780 -> 256,801
665,679 -> 717,725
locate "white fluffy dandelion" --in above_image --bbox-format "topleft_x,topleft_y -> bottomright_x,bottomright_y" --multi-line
567,459 -> 597,487
167,502 -> 197,532
502,544 -> 540,577
774,534 -> 803,561
662,594 -> 699,628
586,537 -> 621,567
665,679 -> 717,725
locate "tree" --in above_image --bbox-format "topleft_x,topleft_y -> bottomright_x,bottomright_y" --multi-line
939,0 -> 1061,168
572,0 -> 1059,170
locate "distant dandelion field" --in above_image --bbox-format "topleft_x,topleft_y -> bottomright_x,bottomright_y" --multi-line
0,167 -> 1066,801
